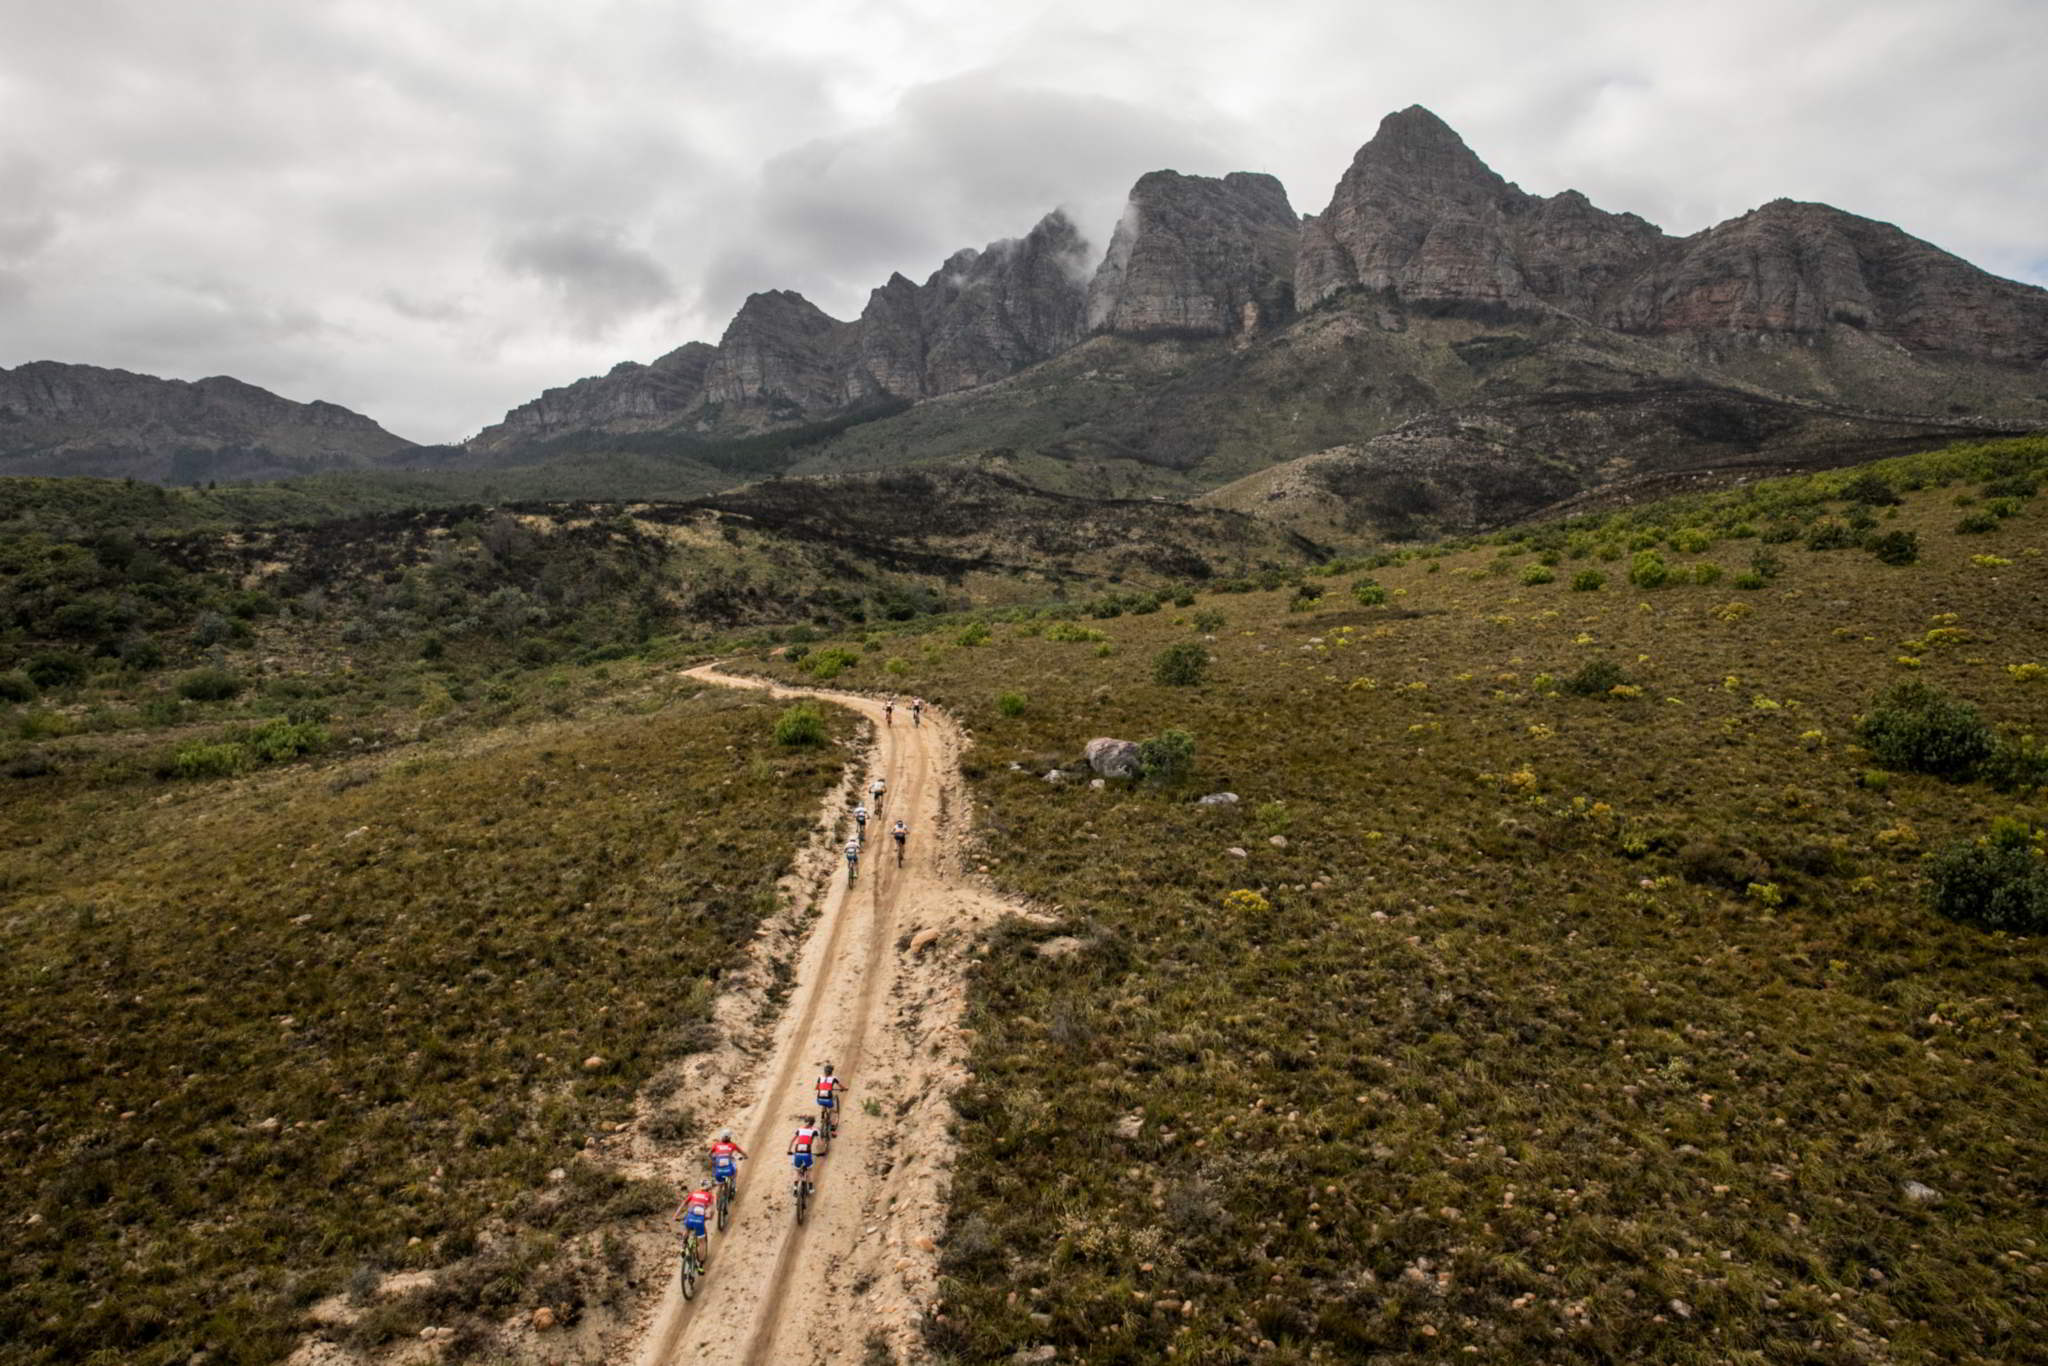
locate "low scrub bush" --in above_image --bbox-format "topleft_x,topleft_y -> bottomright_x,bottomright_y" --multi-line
0,671 -> 37,703
1926,823 -> 2048,932
996,691 -> 1027,717
1044,621 -> 1108,644
1519,563 -> 1556,586
805,647 -> 860,681
1351,579 -> 1388,607
1191,610 -> 1225,634
1152,642 -> 1210,687
1867,530 -> 1920,565
1561,658 -> 1634,698
1569,569 -> 1606,592
774,702 -> 827,747
177,668 -> 244,702
170,740 -> 251,780
956,622 -> 991,647
25,653 -> 87,691
1137,728 -> 1195,783
1857,682 -> 1996,779
1955,511 -> 2000,534
1626,549 -> 1669,589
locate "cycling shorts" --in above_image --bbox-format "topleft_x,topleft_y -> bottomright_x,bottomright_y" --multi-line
684,1213 -> 708,1236
792,1152 -> 814,1171
713,1159 -> 736,1181
817,1093 -> 836,1109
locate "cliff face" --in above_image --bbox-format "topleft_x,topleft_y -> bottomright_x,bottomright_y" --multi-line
1605,200 -> 2048,363
469,343 -> 716,453
1086,171 -> 1300,336
699,290 -> 860,412
1296,105 -> 1666,317
0,362 -> 413,482
1297,105 -> 2048,365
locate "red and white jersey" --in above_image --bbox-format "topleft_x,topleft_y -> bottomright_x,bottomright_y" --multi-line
816,1074 -> 843,1102
684,1187 -> 716,1216
710,1139 -> 743,1162
791,1126 -> 818,1153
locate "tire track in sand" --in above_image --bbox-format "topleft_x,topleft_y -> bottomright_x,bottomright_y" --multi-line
632,665 -> 1016,1365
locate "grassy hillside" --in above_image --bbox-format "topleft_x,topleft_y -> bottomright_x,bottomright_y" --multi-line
0,669 -> 854,1365
748,437 -> 2048,1364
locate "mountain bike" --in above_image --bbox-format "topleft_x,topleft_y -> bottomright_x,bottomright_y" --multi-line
815,1108 -> 832,1157
715,1169 -> 736,1232
793,1176 -> 811,1226
679,1232 -> 705,1300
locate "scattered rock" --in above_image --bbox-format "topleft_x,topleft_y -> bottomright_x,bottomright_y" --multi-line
1226,847 -> 1248,858
1084,737 -> 1142,779
909,928 -> 941,954
1668,1298 -> 1694,1320
1089,778 -> 1105,790
547,1167 -> 567,1183
1036,936 -> 1086,959
1043,770 -> 1066,784
1902,1180 -> 1942,1204
1196,792 -> 1240,806
913,1235 -> 937,1253
1010,1347 -> 1058,1365
531,1306 -> 557,1331
342,826 -> 369,841
254,1116 -> 281,1132
1113,1112 -> 1145,1140
581,1056 -> 606,1071
1269,834 -> 1289,848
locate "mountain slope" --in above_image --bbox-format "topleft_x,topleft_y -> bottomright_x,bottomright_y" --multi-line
0,361 -> 414,483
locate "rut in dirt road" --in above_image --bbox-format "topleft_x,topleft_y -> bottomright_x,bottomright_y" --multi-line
630,666 -> 1017,1366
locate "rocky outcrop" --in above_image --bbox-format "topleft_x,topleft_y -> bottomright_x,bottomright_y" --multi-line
1299,105 -> 2048,366
1087,171 -> 1300,336
701,290 -> 860,411
469,343 -> 715,452
851,211 -> 1092,399
1605,199 -> 2048,364
1297,105 -> 1665,317
0,361 -> 413,483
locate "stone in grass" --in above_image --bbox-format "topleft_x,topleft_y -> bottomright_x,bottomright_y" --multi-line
1227,847 -> 1248,858
1084,737 -> 1141,779
1043,769 -> 1066,784
532,1306 -> 557,1330
1113,1112 -> 1145,1140
582,1055 -> 606,1071
1197,792 -> 1240,806
1012,1348 -> 1058,1364
1902,1180 -> 1942,1204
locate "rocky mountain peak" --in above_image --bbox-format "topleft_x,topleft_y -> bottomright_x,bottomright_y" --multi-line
701,291 -> 857,410
1087,168 -> 1301,336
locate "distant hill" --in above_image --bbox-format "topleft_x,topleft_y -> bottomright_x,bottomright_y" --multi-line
0,361 -> 415,483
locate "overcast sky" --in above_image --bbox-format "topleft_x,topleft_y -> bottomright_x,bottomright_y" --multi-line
2,0 -> 2043,443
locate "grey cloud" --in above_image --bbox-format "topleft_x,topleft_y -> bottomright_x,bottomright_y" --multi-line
499,224 -> 678,339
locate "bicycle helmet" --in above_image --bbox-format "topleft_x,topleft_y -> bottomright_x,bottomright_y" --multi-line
822,1062 -> 835,1075
720,1128 -> 733,1141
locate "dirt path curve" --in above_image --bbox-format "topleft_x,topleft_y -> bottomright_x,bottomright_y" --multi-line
632,665 -> 1014,1366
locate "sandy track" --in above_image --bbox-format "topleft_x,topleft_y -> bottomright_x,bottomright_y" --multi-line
630,666 -> 1013,1366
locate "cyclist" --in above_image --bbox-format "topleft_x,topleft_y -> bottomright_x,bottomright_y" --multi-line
677,1179 -> 716,1263
869,776 -> 886,813
853,803 -> 869,834
891,819 -> 907,865
710,1129 -> 747,1192
816,1064 -> 846,1133
883,698 -> 895,726
788,1115 -> 821,1197
844,837 -> 861,881
910,697 -> 924,728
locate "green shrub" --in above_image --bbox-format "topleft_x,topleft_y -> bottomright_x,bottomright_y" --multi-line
1986,497 -> 2025,519
1152,642 -> 1210,687
1839,471 -> 1902,506
1867,530 -> 1920,565
1690,562 -> 1724,586
1561,658 -> 1633,698
1519,563 -> 1556,586
784,643 -> 811,663
234,717 -> 330,764
1733,570 -> 1768,590
956,622 -> 991,647
1191,610 -> 1225,634
884,657 -> 908,676
0,672 -> 36,704
1925,826 -> 2048,932
177,668 -> 243,702
1857,682 -> 1997,779
805,648 -> 860,681
1956,511 -> 2000,534
774,703 -> 827,747
996,692 -> 1027,718
1352,579 -> 1388,607
170,741 -> 250,780
1805,520 -> 1859,551
1626,550 -> 1669,589
25,653 -> 87,691
1137,728 -> 1196,784
1569,569 -> 1606,592
1045,621 -> 1107,644
18,710 -> 79,741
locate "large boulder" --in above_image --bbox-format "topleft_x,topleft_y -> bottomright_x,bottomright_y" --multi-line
1084,738 -> 1141,779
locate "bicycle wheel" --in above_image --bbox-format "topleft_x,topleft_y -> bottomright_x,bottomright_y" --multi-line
716,1179 -> 732,1232
794,1180 -> 809,1226
679,1243 -> 699,1300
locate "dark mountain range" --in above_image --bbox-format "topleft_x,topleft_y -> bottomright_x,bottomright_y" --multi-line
10,106 -> 2044,544
0,361 -> 414,483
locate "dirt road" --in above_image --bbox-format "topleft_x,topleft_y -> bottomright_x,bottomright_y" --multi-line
632,665 -> 1011,1365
